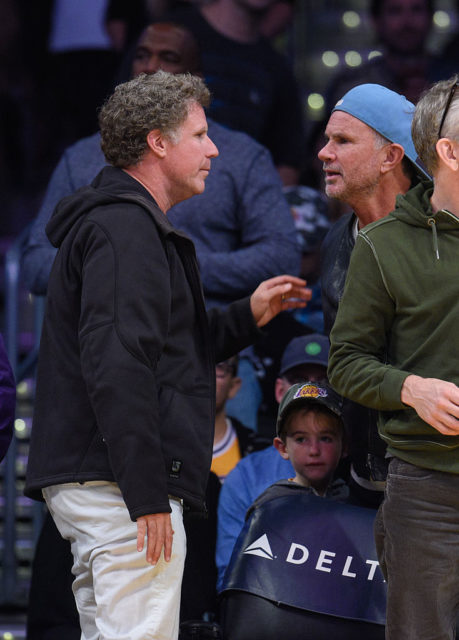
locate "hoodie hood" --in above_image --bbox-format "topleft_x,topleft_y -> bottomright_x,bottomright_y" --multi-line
392,180 -> 459,230
390,180 -> 433,227
390,180 -> 459,260
46,166 -> 174,248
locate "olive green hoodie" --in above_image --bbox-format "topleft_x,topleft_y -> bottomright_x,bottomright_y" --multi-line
329,181 -> 459,473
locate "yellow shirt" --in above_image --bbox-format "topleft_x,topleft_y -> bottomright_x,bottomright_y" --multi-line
211,418 -> 242,482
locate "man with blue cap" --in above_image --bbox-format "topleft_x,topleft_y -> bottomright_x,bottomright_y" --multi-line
319,83 -> 429,335
318,83 -> 430,507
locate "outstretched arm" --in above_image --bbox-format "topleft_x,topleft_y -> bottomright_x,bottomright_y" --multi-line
208,275 -> 311,364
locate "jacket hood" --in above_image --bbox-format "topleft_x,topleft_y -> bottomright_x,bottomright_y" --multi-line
46,166 -> 167,248
390,180 -> 459,260
392,180 -> 459,231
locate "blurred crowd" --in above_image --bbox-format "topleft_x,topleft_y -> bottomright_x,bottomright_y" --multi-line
2,0 -> 459,238
1,1 -> 459,638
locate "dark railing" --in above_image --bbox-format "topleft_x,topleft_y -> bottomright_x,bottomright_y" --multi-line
2,227 -> 45,604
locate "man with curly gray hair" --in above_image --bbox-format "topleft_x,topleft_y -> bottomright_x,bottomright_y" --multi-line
328,75 -> 459,639
25,70 -> 310,640
99,71 -> 210,168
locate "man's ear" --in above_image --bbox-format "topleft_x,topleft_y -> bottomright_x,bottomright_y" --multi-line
146,129 -> 167,158
273,436 -> 289,460
380,143 -> 405,174
436,138 -> 459,171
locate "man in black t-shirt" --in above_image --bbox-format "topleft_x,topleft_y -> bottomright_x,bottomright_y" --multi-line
168,0 -> 305,185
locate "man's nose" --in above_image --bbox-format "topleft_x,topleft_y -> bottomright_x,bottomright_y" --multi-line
207,137 -> 219,158
318,142 -> 332,163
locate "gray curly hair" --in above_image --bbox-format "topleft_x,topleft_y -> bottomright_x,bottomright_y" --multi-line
412,75 -> 459,175
99,71 -> 210,168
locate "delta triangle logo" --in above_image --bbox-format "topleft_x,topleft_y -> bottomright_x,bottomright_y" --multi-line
243,533 -> 274,560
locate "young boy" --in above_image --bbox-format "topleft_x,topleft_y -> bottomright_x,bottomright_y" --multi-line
220,382 -> 386,639
251,381 -> 349,508
212,356 -> 269,482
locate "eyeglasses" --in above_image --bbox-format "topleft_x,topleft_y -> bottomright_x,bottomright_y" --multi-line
216,362 -> 236,378
438,81 -> 459,139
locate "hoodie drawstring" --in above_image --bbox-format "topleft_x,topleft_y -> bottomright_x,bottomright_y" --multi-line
427,218 -> 440,260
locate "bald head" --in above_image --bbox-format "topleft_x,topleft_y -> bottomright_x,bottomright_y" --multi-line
131,22 -> 201,78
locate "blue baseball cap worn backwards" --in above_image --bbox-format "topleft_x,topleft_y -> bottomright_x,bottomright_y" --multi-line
333,83 -> 430,179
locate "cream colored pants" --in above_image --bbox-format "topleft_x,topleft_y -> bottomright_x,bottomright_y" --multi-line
43,482 -> 186,640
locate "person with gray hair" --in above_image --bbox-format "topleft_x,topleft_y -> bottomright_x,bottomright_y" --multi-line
24,71 -> 310,640
99,71 -> 210,166
21,21 -> 300,311
328,75 -> 459,639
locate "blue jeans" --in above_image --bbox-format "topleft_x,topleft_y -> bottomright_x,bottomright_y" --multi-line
375,457 -> 459,640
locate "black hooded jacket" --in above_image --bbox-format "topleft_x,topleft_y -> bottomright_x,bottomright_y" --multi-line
25,167 -> 261,519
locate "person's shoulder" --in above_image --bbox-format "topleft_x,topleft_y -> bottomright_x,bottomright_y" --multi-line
251,478 -> 293,502
240,445 -> 281,466
322,212 -> 355,250
83,168 -> 166,233
358,212 -> 398,241
225,446 -> 279,481
247,479 -> 311,517
65,132 -> 104,160
58,132 -> 106,189
329,212 -> 355,234
46,167 -> 158,247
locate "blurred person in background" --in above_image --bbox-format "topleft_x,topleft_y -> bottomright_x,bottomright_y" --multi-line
325,0 -> 435,109
167,0 -> 305,184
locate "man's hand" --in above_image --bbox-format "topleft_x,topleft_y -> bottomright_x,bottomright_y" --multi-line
250,275 -> 311,328
137,512 -> 174,565
401,375 -> 459,435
